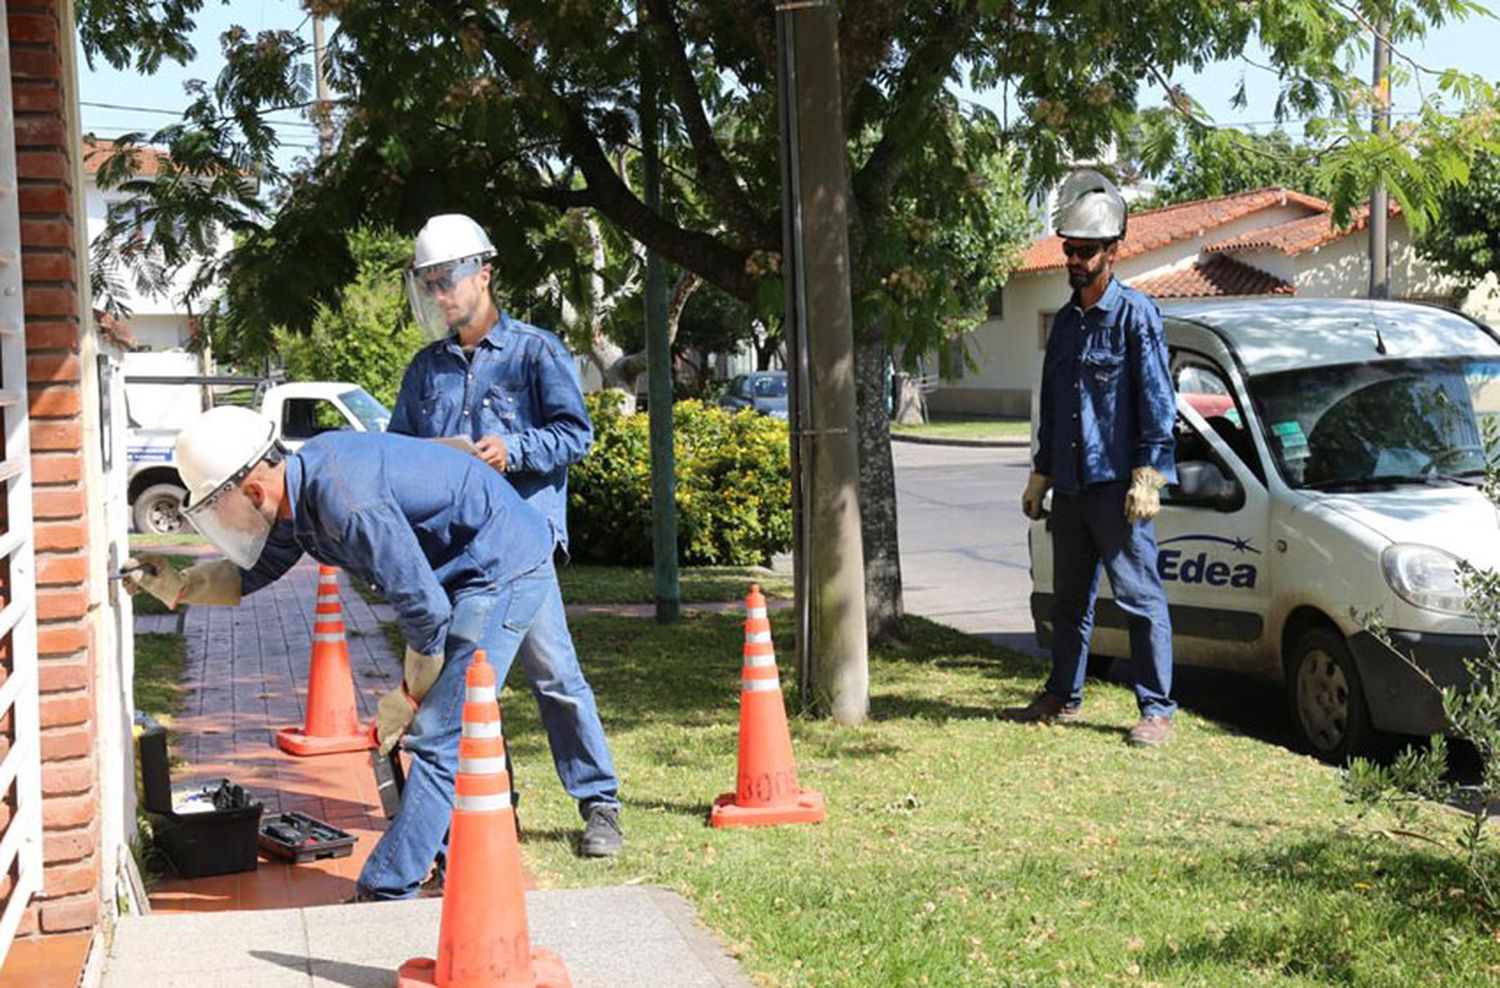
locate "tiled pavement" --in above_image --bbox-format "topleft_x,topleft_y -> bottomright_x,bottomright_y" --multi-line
147,560 -> 403,913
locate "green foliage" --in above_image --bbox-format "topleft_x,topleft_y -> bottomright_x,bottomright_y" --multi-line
1419,149 -> 1500,289
272,227 -> 424,407
569,394 -> 791,567
1132,125 -> 1327,208
1345,415 -> 1500,912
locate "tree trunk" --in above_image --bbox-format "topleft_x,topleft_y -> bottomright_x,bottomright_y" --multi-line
854,326 -> 906,641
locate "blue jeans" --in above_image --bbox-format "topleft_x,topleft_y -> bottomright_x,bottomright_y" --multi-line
357,562 -> 553,899
1047,483 -> 1176,719
515,573 -> 620,818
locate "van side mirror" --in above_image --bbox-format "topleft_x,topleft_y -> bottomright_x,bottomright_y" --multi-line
1171,460 -> 1245,512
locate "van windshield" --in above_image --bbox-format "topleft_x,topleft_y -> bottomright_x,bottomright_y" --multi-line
1250,358 -> 1500,489
339,388 -> 391,433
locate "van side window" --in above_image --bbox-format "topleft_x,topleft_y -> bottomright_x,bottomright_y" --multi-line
1171,358 -> 1264,484
282,398 -> 351,441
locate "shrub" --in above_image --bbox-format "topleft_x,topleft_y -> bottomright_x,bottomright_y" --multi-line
569,394 -> 791,566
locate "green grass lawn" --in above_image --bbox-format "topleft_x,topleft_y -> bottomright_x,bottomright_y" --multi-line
890,417 -> 1030,440
134,632 -> 187,722
127,554 -> 198,617
493,613 -> 1500,987
559,565 -> 791,604
129,532 -> 210,549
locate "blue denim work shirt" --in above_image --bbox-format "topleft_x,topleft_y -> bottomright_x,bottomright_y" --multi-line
1035,277 -> 1177,494
388,313 -> 592,552
239,432 -> 553,656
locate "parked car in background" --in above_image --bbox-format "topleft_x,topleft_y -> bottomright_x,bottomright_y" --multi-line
718,371 -> 789,420
128,377 -> 390,535
1030,298 -> 1500,763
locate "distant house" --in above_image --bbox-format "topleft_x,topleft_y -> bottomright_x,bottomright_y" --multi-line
930,187 -> 1500,417
82,137 -> 234,354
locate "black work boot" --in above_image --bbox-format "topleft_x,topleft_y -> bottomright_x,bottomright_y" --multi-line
579,804 -> 623,858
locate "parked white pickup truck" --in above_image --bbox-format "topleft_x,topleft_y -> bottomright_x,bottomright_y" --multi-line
127,378 -> 391,534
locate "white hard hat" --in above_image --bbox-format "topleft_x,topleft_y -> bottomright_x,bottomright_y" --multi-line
411,213 -> 495,271
175,406 -> 279,568
1053,169 -> 1128,240
176,406 -> 277,507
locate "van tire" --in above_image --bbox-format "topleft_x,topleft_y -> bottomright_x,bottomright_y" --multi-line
133,483 -> 188,535
1287,626 -> 1379,763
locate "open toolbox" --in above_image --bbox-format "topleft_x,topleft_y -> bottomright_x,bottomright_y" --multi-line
258,811 -> 358,864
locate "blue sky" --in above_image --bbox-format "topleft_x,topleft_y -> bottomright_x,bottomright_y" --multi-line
77,4 -> 1500,176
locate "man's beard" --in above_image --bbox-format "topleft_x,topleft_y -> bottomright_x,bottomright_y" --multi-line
1068,269 -> 1092,289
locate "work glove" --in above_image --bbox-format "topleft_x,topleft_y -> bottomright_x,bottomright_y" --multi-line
373,646 -> 445,756
122,555 -> 242,609
1021,472 -> 1052,521
1125,467 -> 1167,523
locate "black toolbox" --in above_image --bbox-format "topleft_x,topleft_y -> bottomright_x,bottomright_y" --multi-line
138,723 -> 263,878
258,811 -> 358,864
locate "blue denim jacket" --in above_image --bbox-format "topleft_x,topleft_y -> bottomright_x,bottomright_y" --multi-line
388,313 -> 592,552
1035,277 -> 1177,494
239,432 -> 553,656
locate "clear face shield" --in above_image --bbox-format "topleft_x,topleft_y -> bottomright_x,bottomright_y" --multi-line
404,255 -> 488,341
182,472 -> 274,569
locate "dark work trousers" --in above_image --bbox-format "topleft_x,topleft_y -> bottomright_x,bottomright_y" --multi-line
1046,481 -> 1176,719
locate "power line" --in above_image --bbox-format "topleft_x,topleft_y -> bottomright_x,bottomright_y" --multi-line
81,100 -> 322,130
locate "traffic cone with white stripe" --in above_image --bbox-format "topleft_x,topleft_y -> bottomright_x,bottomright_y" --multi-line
710,585 -> 826,828
276,565 -> 371,756
398,650 -> 573,988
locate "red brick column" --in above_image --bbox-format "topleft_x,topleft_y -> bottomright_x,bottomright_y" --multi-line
10,1 -> 102,939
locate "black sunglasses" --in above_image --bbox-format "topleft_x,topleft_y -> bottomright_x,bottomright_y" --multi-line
1061,241 -> 1110,260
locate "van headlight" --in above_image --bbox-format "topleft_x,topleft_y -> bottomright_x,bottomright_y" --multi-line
1381,544 -> 1467,616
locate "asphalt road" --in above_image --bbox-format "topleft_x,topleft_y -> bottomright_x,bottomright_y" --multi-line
892,439 -> 1296,749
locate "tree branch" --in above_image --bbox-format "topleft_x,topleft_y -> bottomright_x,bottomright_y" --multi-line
838,0 -> 910,108
720,0 -> 777,75
644,0 -> 773,247
423,0 -> 757,301
853,3 -> 978,214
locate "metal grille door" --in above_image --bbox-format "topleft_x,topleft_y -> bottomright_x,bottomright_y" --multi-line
0,9 -> 45,963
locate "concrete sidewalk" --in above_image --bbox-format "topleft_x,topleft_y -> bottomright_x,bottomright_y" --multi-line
104,886 -> 752,988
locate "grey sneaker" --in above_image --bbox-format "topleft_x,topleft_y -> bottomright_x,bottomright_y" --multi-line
1001,692 -> 1082,724
579,805 -> 623,858
1126,715 -> 1173,748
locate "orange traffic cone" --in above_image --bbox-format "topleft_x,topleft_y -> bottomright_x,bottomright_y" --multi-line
398,650 -> 572,988
710,584 -> 826,828
276,565 -> 370,756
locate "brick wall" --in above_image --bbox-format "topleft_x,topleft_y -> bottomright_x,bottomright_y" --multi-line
9,1 -> 103,939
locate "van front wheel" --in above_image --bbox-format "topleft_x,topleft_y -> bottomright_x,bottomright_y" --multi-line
1287,626 -> 1379,763
133,483 -> 188,535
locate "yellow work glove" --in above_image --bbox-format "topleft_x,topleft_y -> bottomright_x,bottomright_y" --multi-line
122,555 -> 242,609
373,646 -> 446,756
1021,472 -> 1052,521
1125,467 -> 1167,523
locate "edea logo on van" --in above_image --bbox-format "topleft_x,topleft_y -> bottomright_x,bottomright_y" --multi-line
1156,535 -> 1260,589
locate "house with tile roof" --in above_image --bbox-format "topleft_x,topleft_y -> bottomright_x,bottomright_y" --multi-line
928,187 -> 1500,417
82,137 -> 234,354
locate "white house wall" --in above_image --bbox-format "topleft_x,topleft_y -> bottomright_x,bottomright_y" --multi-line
931,204 -> 1318,417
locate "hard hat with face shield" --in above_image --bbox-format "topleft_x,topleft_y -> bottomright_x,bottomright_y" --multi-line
1052,168 -> 1128,241
176,405 -> 281,568
405,213 -> 497,340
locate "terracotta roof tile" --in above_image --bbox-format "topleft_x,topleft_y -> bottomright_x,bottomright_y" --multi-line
1128,256 -> 1294,299
83,137 -> 168,179
1018,187 -> 1328,273
1206,201 -> 1401,255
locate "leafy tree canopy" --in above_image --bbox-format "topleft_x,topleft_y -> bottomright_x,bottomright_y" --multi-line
1128,124 -> 1326,209
1418,149 -> 1500,287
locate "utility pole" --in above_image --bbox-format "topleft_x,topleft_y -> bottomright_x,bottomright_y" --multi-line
776,0 -> 869,725
312,17 -> 334,159
640,3 -> 680,623
1368,20 -> 1391,300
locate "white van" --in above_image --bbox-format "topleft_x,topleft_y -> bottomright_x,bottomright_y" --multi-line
1029,298 -> 1500,762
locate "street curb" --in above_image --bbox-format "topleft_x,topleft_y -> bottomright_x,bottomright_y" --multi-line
889,431 -> 1031,449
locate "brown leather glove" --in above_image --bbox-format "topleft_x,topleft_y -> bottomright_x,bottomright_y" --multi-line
1125,467 -> 1167,523
1021,472 -> 1052,520
122,555 -> 242,608
373,646 -> 445,755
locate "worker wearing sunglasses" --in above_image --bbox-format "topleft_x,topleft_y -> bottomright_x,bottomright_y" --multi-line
1007,169 -> 1178,750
